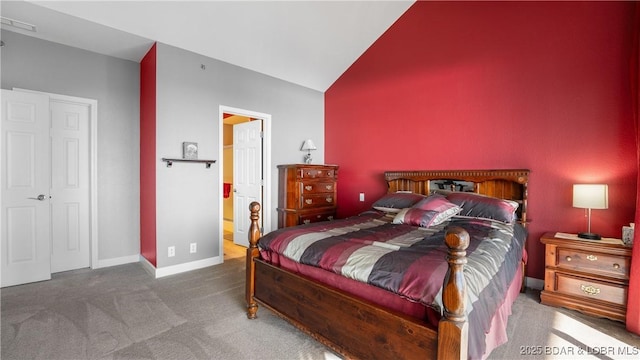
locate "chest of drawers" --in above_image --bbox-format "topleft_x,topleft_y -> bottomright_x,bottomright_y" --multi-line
540,232 -> 631,322
277,164 -> 338,228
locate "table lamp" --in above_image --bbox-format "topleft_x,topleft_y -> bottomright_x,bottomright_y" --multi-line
300,139 -> 316,164
573,184 -> 608,240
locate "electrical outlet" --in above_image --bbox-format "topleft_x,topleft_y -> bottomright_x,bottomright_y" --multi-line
190,243 -> 197,254
168,246 -> 175,257
359,193 -> 365,202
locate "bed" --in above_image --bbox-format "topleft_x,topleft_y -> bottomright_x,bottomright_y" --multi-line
245,169 -> 530,360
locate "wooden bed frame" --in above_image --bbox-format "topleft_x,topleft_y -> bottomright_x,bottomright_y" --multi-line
245,169 -> 529,360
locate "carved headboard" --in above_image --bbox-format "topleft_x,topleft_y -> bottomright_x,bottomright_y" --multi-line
384,169 -> 530,226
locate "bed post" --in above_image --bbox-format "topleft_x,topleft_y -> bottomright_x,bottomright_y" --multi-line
437,226 -> 470,360
246,201 -> 261,319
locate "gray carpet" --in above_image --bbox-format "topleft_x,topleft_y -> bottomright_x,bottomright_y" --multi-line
2,259 -> 639,359
1,259 -> 338,360
488,289 -> 640,359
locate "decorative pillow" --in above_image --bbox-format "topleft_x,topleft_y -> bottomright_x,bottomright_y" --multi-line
393,194 -> 461,227
393,208 -> 438,227
372,192 -> 424,213
445,192 -> 519,224
411,194 -> 463,225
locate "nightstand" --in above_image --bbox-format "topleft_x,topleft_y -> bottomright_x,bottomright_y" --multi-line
540,232 -> 631,322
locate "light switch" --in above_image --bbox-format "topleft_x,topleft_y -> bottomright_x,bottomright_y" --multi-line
359,193 -> 365,202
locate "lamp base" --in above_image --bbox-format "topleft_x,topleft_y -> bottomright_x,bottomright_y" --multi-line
303,153 -> 312,164
578,232 -> 601,240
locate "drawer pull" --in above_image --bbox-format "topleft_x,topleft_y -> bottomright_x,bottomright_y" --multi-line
303,219 -> 311,224
326,197 -> 333,203
305,199 -> 313,204
565,256 -> 572,262
327,216 -> 334,221
586,254 -> 598,261
613,263 -> 620,269
305,185 -> 312,191
326,185 -> 332,190
580,284 -> 600,296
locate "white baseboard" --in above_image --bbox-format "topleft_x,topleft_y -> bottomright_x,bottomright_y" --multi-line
141,256 -> 223,278
93,254 -> 140,269
525,276 -> 544,290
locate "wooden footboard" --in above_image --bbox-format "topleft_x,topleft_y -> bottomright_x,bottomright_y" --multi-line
245,202 -> 469,360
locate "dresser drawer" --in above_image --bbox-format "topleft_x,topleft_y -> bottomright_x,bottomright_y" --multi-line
556,248 -> 630,279
300,193 -> 335,209
553,272 -> 627,306
300,211 -> 335,224
300,181 -> 335,194
298,167 -> 337,179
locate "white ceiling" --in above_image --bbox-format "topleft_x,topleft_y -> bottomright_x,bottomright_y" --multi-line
0,0 -> 414,92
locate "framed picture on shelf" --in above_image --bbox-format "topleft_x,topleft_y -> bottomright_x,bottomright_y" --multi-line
182,142 -> 198,159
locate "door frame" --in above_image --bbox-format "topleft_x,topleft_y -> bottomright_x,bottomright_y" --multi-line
219,105 -> 271,256
15,88 -> 99,269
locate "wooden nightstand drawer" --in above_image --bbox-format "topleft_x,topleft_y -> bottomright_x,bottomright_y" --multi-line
552,272 -> 627,306
300,181 -> 335,194
556,248 -> 630,279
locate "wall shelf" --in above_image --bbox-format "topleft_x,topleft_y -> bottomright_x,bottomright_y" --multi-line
161,158 -> 216,168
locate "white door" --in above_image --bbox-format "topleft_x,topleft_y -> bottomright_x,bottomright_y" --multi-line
233,120 -> 263,247
1,89 -> 52,287
50,100 -> 90,272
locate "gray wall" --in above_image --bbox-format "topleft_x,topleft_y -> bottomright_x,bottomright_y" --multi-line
0,30 -> 325,269
1,30 -> 140,263
155,43 -> 325,267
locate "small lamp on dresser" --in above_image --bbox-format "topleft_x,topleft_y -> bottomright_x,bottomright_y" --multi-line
573,183 -> 608,240
300,139 -> 317,164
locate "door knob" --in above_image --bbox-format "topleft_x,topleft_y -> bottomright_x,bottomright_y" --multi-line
28,194 -> 47,201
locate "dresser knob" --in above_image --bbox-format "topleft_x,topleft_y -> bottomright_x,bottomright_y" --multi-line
305,199 -> 313,204
326,197 -> 333,203
326,185 -> 332,190
586,254 -> 598,261
565,256 -> 572,262
305,185 -> 312,191
613,263 -> 620,269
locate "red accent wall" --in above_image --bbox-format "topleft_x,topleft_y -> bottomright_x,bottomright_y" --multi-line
140,43 -> 157,266
325,1 -> 636,280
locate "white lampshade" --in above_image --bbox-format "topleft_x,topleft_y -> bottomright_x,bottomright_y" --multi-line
300,139 -> 317,151
573,184 -> 609,209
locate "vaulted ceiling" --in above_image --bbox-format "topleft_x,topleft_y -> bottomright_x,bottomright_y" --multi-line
1,1 -> 414,92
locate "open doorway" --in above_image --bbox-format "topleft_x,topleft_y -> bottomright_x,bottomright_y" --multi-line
219,106 -> 271,262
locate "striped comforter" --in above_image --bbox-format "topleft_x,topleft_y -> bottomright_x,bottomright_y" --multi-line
258,210 -> 527,358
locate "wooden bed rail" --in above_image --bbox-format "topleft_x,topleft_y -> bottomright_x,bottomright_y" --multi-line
245,201 -> 470,360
